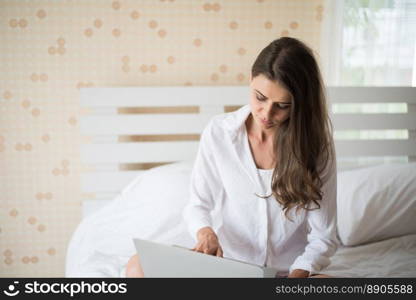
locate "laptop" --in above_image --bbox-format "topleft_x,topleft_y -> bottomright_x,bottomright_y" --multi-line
133,238 -> 278,278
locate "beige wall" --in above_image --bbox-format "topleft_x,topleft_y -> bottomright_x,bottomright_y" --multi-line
0,0 -> 325,277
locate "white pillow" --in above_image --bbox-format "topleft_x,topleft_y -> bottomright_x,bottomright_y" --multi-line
337,163 -> 416,246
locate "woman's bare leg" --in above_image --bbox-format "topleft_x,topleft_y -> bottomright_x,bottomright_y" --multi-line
309,273 -> 333,278
125,254 -> 144,278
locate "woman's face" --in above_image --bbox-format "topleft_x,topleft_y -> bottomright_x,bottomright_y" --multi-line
249,74 -> 292,130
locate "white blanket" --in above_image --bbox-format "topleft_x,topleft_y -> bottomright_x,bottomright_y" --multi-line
65,161 -> 196,277
65,195 -> 195,277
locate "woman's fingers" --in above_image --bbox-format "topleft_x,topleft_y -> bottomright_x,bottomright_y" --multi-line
192,244 -> 206,253
191,242 -> 202,252
203,247 -> 216,255
216,246 -> 223,257
192,242 -> 222,256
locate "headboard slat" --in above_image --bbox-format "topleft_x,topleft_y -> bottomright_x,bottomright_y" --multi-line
326,87 -> 416,103
331,114 -> 416,130
81,142 -> 198,163
81,171 -> 145,193
335,140 -> 416,156
80,114 -> 213,135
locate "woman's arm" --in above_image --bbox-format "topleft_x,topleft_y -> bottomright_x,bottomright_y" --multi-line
182,119 -> 223,242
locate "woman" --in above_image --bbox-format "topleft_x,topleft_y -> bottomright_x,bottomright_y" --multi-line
126,37 -> 339,278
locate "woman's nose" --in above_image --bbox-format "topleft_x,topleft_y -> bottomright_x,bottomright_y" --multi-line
264,104 -> 275,118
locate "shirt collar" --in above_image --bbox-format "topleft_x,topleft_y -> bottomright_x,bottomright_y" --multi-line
222,104 -> 252,141
221,103 -> 268,195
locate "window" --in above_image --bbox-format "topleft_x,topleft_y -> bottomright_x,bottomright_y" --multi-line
322,0 -> 416,86
320,0 -> 416,168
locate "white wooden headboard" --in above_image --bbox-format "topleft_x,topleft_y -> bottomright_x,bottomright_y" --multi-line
79,86 -> 416,217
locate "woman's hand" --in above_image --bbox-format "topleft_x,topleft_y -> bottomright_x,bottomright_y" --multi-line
192,226 -> 223,257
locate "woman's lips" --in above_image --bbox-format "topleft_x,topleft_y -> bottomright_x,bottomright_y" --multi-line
261,119 -> 273,126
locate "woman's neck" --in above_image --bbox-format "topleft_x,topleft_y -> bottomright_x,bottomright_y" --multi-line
246,114 -> 275,144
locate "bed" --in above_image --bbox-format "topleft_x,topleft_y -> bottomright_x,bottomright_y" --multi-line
65,86 -> 416,277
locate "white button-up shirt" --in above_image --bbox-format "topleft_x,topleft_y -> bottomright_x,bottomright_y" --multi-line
182,104 -> 339,276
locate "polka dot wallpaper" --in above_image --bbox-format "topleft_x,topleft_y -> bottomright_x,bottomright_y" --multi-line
0,0 -> 325,277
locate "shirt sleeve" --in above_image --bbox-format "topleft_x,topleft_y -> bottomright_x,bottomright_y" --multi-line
289,140 -> 340,275
182,119 -> 223,242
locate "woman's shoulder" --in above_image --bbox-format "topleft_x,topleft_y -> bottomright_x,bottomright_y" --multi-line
207,105 -> 248,131
203,112 -> 231,136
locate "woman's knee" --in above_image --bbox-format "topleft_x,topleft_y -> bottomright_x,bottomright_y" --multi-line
125,254 -> 145,278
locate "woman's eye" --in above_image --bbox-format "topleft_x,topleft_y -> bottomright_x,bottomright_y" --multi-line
256,95 -> 290,109
277,104 -> 290,109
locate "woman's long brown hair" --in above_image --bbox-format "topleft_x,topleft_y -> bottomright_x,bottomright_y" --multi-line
251,37 -> 335,221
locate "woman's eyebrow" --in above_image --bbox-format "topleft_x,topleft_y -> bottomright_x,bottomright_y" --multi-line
254,89 -> 291,104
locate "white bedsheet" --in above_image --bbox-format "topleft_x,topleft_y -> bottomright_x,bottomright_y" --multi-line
321,234 -> 416,278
